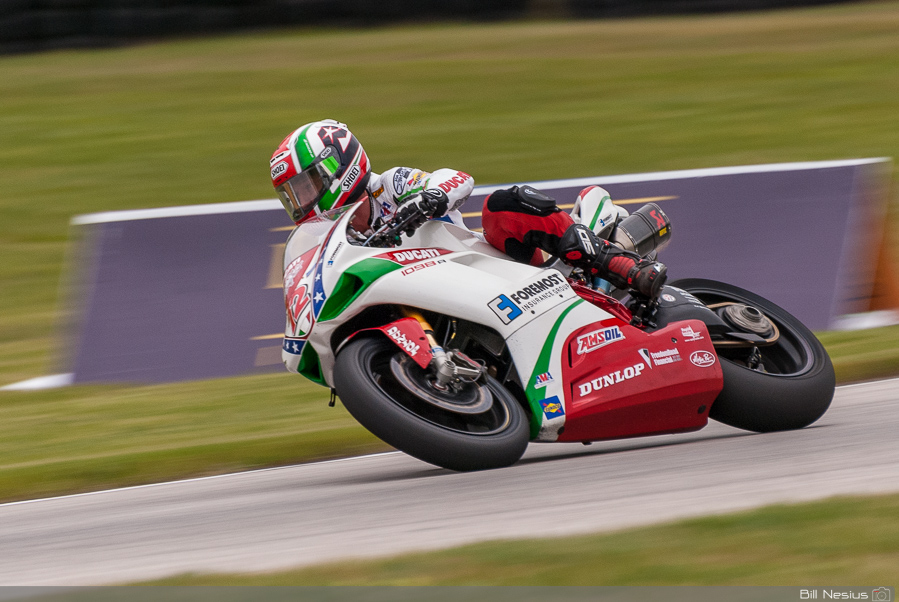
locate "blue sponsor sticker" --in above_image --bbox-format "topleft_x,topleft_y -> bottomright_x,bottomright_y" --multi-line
487,294 -> 523,325
540,395 -> 565,419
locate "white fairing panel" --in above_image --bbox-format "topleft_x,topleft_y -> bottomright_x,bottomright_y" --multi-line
280,206 -> 610,420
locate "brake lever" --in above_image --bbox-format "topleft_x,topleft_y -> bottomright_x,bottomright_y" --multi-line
361,203 -> 427,248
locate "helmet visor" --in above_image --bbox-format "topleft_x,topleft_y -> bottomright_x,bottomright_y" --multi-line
277,166 -> 327,223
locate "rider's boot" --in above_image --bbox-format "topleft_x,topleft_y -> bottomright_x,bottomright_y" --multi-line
558,224 -> 668,299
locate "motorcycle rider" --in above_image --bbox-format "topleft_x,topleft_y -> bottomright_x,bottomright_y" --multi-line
270,119 -> 667,299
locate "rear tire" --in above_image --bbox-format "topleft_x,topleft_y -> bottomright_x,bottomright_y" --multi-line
333,337 -> 529,471
670,279 -> 835,432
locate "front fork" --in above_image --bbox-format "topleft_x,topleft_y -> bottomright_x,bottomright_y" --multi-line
401,308 -> 484,390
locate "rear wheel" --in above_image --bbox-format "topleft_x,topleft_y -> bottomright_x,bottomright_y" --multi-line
333,337 -> 529,471
670,279 -> 835,432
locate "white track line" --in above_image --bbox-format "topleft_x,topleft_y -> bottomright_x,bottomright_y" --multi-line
0,451 -> 401,509
71,158 -> 888,225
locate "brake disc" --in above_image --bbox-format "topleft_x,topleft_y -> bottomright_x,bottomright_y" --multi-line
389,354 -> 493,415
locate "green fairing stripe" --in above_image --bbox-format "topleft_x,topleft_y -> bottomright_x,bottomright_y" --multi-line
317,258 -> 402,322
525,299 -> 584,438
588,195 -> 611,230
297,343 -> 325,385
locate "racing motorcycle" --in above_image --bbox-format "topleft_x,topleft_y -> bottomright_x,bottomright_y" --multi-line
281,189 -> 835,471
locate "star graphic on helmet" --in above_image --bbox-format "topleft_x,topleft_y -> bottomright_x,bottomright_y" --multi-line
319,126 -> 342,144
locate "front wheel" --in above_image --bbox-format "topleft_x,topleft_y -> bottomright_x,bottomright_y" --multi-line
333,337 -> 529,471
670,279 -> 835,432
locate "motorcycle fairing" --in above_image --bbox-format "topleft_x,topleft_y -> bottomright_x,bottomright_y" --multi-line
507,299 -> 606,441
557,318 -> 723,443
282,206 -> 587,387
347,317 -> 432,369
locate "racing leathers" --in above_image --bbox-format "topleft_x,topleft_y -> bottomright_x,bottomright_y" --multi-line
354,166 -> 474,236
354,167 -> 666,300
481,185 -> 668,299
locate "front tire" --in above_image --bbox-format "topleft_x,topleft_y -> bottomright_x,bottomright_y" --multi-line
333,337 -> 529,471
670,279 -> 835,432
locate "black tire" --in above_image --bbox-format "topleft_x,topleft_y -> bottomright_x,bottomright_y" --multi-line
333,336 -> 530,471
670,279 -> 835,432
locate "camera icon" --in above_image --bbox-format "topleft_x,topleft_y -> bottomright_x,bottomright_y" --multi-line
873,587 -> 891,602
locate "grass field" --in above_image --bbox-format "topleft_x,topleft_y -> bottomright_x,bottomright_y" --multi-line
1,1 -> 899,502
142,492 -> 899,584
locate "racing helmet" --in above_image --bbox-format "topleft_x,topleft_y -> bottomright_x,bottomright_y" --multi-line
270,120 -> 371,224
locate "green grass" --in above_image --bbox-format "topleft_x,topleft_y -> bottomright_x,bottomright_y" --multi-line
0,373 -> 389,502
820,324 -> 899,383
140,492 -> 899,584
1,1 -> 899,502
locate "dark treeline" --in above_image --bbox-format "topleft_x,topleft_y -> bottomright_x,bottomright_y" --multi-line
0,0 -> 860,54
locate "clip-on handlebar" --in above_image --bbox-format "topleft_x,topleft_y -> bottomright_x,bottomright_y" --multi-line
362,198 -> 436,248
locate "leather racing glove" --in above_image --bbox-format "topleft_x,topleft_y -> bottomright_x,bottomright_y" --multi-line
558,224 -> 668,299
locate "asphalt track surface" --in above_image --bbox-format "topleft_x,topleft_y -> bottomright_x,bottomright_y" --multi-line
1,378 -> 898,585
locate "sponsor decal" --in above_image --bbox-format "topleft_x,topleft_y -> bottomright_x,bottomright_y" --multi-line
488,273 -> 570,324
341,165 -> 361,191
386,325 -> 421,357
639,347 -> 682,368
372,186 -> 384,199
690,350 -> 717,368
681,325 -> 705,342
408,171 -> 425,188
319,146 -> 333,159
379,201 -> 392,218
577,363 -> 646,397
286,285 -> 313,337
437,170 -> 472,193
284,246 -> 320,336
509,273 -> 567,305
270,161 -> 288,181
540,396 -> 565,419
375,248 -> 451,266
394,168 -> 412,194
401,258 -> 446,276
576,326 -> 624,355
282,337 -> 305,356
326,242 -> 344,267
534,372 -> 554,389
488,294 -> 523,325
661,293 -> 676,302
389,248 -> 444,263
283,255 -> 307,290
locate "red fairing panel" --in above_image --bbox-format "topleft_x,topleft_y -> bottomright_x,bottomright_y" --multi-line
557,319 -> 724,443
374,317 -> 432,369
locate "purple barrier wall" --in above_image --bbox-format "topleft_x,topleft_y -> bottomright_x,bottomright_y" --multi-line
64,159 -> 892,384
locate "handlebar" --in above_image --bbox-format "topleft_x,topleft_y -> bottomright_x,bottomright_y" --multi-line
361,198 -> 436,248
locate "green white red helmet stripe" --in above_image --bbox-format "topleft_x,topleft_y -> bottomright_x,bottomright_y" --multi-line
270,120 -> 372,224
292,123 -> 317,168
